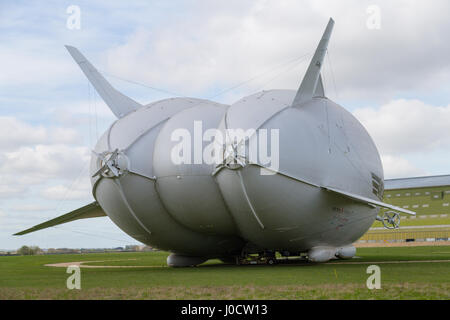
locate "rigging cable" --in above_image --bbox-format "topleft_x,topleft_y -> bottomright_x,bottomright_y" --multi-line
254,54 -> 312,92
326,49 -> 339,100
97,52 -> 312,102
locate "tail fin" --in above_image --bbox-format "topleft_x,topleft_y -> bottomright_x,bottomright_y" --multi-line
14,202 -> 106,236
65,45 -> 142,118
292,18 -> 334,107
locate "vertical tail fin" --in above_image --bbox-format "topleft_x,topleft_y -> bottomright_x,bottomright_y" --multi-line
292,18 -> 334,107
65,45 -> 142,118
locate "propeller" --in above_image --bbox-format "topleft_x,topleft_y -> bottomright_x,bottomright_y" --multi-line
92,149 -> 127,178
212,136 -> 248,175
377,210 -> 401,229
224,138 -> 247,168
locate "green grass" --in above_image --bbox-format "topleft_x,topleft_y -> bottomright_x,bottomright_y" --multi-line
0,246 -> 449,299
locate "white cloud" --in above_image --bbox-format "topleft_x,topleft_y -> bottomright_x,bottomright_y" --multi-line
0,32 -> 77,88
0,117 -> 81,151
353,99 -> 450,155
104,0 -> 450,102
353,98 -> 450,178
3,1 -> 450,103
0,184 -> 27,198
106,9 -> 313,96
40,180 -> 91,201
0,116 -> 90,199
9,204 -> 54,212
0,145 -> 89,179
381,155 -> 426,179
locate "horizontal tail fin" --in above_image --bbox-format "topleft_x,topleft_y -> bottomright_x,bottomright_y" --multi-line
14,202 -> 106,236
324,186 -> 416,216
65,45 -> 142,118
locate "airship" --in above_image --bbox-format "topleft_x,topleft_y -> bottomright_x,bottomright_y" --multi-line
15,18 -> 415,266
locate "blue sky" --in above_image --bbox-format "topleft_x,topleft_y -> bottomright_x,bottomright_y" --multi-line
1,0 -> 450,250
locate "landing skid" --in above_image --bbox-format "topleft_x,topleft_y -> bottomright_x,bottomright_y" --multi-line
234,252 -> 309,266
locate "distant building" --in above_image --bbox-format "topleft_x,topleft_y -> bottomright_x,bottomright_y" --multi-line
123,245 -> 154,252
125,245 -> 140,251
384,175 -> 450,216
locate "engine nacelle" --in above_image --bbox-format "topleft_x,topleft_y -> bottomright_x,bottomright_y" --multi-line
336,246 -> 356,259
308,247 -> 337,263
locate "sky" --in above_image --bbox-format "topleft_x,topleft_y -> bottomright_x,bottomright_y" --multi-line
1,0 -> 450,250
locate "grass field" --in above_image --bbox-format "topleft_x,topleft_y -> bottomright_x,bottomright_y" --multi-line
0,246 -> 449,300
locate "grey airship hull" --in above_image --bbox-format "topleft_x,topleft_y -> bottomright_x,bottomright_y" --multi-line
15,18 -> 416,266
91,90 -> 380,258
92,97 -> 245,258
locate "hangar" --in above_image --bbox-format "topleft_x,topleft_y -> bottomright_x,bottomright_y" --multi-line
383,175 -> 450,216
359,175 -> 450,244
